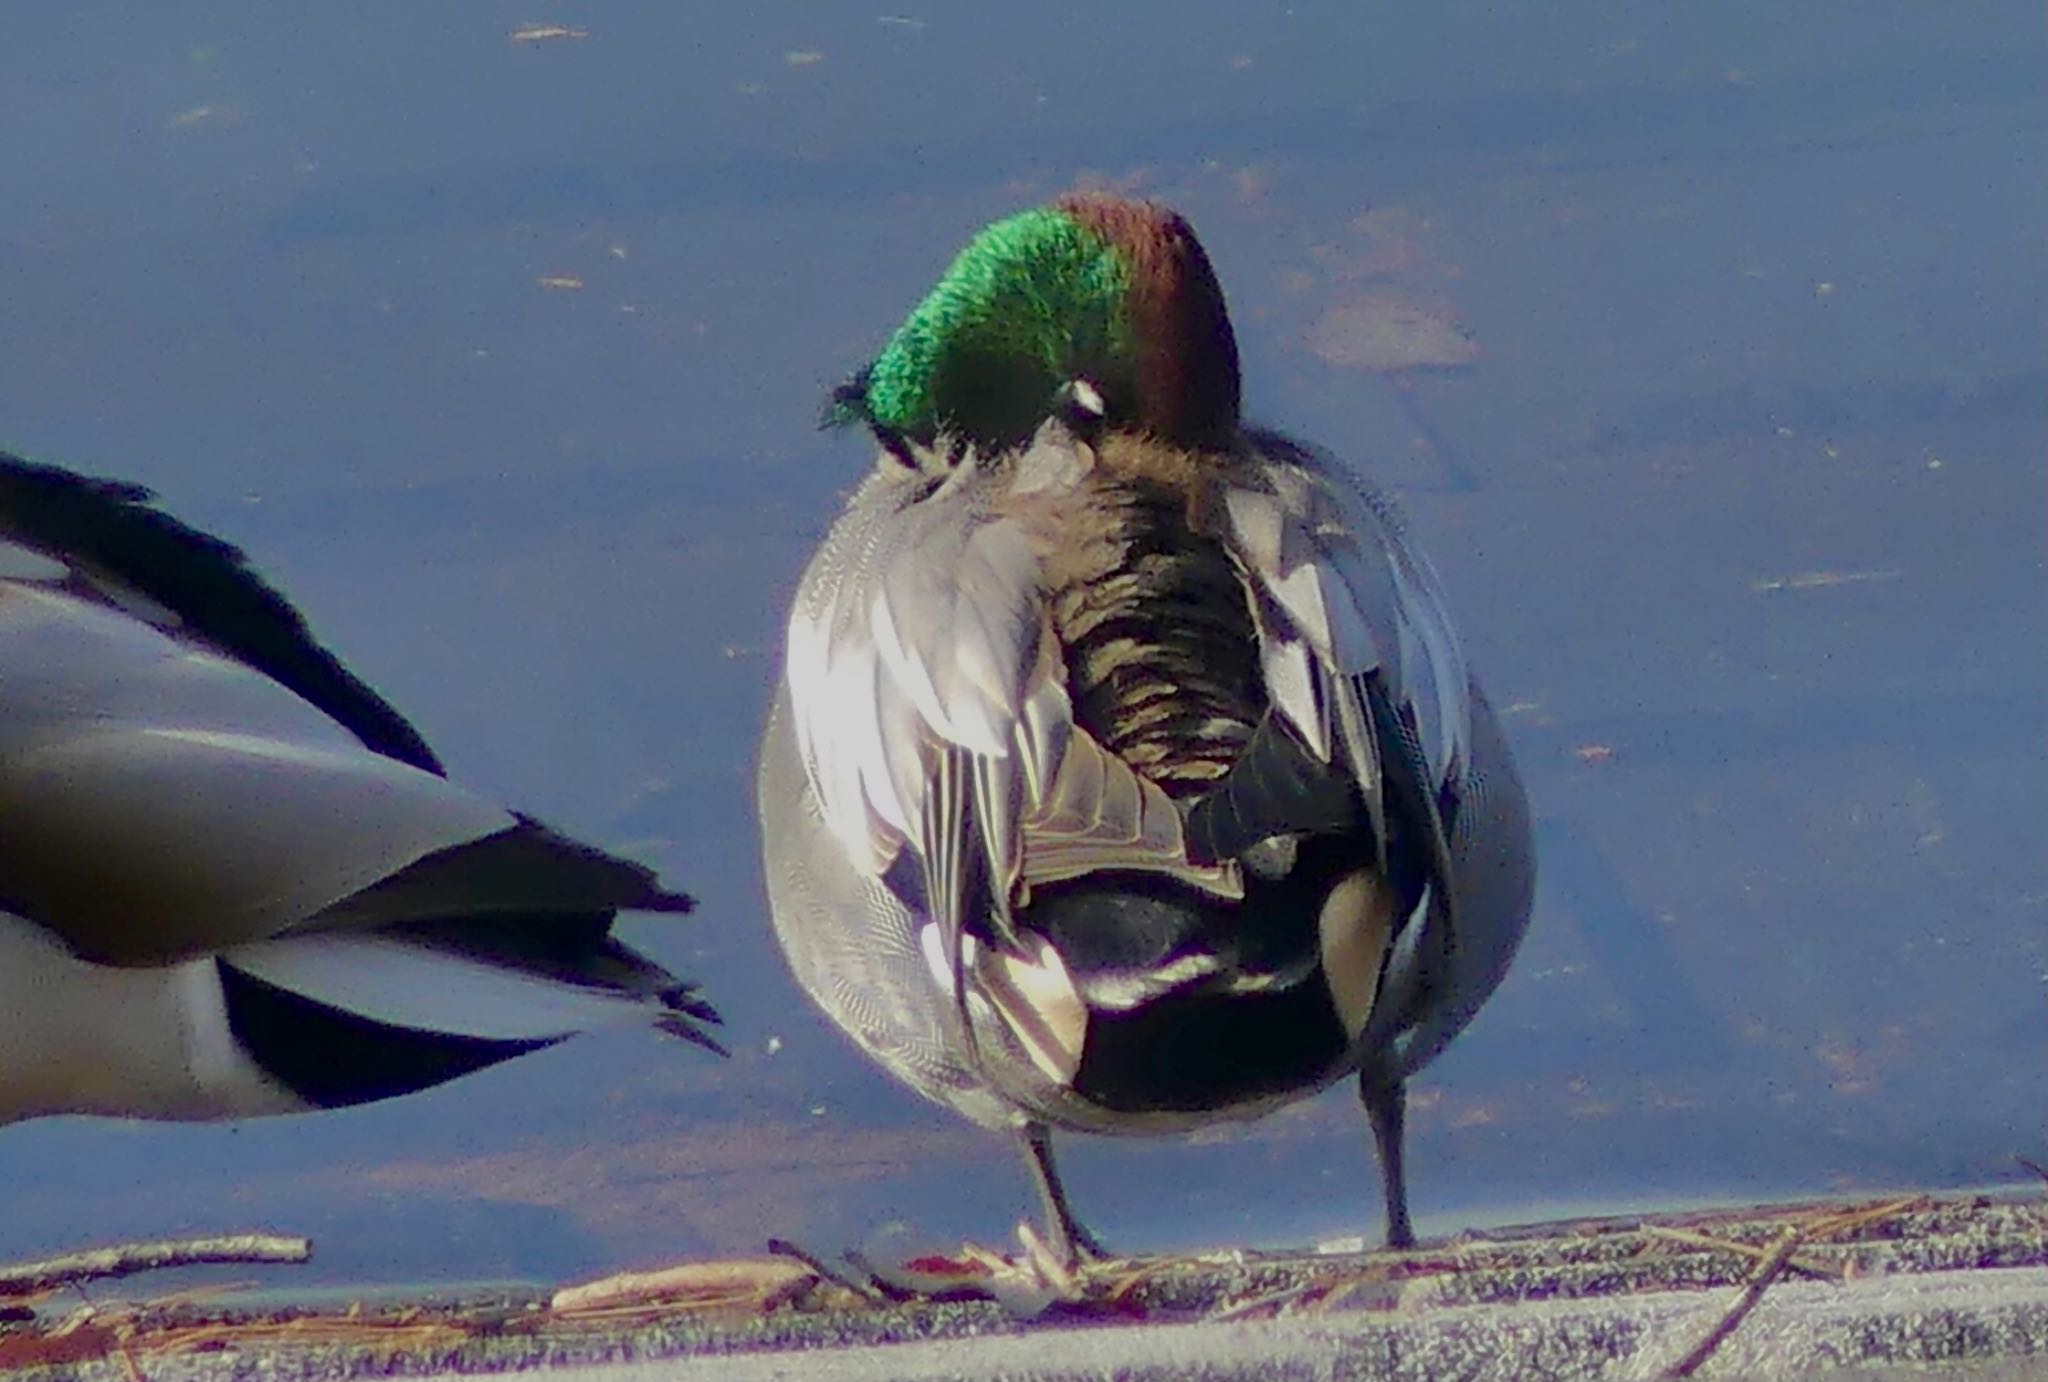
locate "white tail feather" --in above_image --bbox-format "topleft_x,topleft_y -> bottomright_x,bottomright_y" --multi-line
222,933 -> 657,1041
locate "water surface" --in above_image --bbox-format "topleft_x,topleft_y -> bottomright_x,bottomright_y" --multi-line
1,2 -> 2040,1284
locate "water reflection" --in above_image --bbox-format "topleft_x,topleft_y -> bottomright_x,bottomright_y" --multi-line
0,2 -> 2040,1284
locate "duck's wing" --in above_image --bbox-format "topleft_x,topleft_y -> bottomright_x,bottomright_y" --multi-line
1221,429 -> 1477,1046
0,452 -> 717,1065
781,441 -> 1038,1076
759,685 -> 1020,1129
0,454 -> 441,770
1380,682 -> 1533,1078
778,424 -> 1229,1079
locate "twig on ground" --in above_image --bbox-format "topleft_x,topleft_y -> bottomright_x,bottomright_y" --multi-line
1797,1195 -> 1929,1238
1640,1225 -> 1844,1279
1659,1227 -> 1804,1379
1207,1279 -> 1339,1322
551,1258 -> 820,1317
0,1236 -> 310,1297
765,1240 -> 894,1304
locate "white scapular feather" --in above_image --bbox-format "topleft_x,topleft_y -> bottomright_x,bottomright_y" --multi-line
0,538 -> 69,582
223,933 -> 658,1042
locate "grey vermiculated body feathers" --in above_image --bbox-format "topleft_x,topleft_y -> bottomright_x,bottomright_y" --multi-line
761,193 -> 1534,1261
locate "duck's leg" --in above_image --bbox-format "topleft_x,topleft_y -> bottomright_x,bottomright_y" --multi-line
1015,1122 -> 1105,1263
1359,1065 -> 1415,1249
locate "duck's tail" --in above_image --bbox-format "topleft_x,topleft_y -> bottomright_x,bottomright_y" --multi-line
215,820 -> 722,1111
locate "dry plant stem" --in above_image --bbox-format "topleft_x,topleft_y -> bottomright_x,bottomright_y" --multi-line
551,1259 -> 818,1315
1206,1279 -> 1338,1322
1641,1225 -> 1845,1280
0,1236 -> 311,1297
765,1239 -> 892,1304
1800,1195 -> 1928,1236
1659,1228 -> 1804,1379
1105,1256 -> 1221,1307
140,1315 -> 470,1356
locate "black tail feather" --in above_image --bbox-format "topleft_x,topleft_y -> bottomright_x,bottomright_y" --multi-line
313,818 -> 693,932
218,962 -> 559,1109
1184,710 -> 1364,865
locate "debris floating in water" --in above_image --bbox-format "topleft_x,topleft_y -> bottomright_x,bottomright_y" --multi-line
510,25 -> 589,44
1305,297 -> 1480,372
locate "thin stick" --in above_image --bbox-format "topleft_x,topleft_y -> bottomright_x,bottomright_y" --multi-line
1641,1225 -> 1845,1280
765,1240 -> 893,1304
1206,1279 -> 1334,1322
1659,1228 -> 1803,1379
0,1235 -> 310,1296
1798,1195 -> 1928,1238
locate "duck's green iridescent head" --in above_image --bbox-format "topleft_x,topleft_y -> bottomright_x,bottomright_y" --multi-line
833,193 -> 1242,452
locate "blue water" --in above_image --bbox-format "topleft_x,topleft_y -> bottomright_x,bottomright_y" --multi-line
2,3 -> 2041,1284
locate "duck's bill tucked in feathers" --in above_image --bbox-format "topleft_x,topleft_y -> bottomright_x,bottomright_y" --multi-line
0,450 -> 718,1126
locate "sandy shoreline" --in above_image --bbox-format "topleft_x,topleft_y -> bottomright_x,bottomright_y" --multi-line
4,1190 -> 2044,1379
